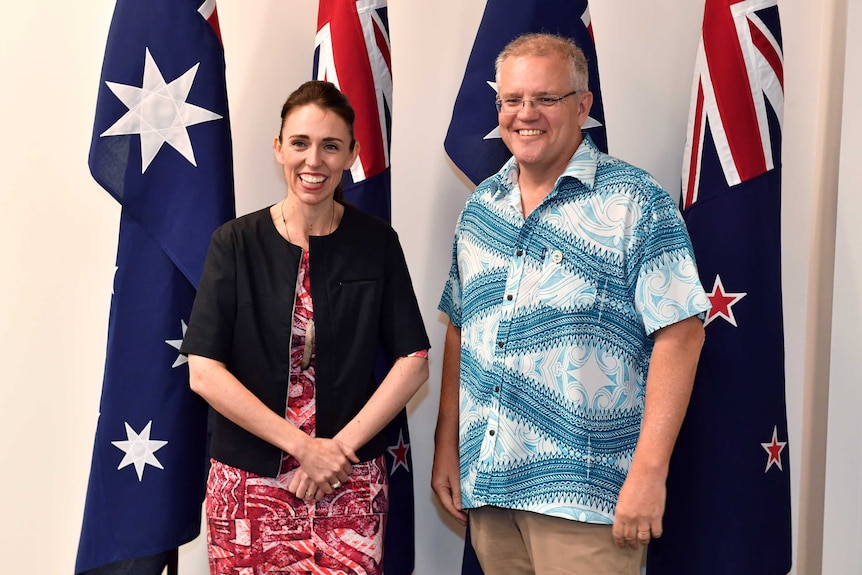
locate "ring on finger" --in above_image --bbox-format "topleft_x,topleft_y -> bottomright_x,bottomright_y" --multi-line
305,489 -> 315,498
331,480 -> 342,490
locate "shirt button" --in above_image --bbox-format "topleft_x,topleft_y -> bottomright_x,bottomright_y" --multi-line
515,249 -> 523,256
494,386 -> 500,393
506,294 -> 513,301
497,340 -> 504,348
489,430 -> 496,436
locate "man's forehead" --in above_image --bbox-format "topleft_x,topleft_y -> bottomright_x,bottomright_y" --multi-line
498,55 -> 570,86
497,77 -> 572,95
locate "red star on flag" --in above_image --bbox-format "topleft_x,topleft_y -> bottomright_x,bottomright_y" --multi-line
705,274 -> 747,327
387,428 -> 410,475
760,425 -> 787,472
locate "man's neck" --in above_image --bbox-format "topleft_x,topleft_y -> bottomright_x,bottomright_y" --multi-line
516,135 -> 585,218
518,174 -> 556,218
516,159 -> 572,218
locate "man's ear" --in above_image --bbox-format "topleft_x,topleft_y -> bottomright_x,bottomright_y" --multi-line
577,91 -> 594,128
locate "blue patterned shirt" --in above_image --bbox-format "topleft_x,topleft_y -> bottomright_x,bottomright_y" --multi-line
439,135 -> 710,524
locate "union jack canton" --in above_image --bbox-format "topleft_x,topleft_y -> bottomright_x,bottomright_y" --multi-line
314,0 -> 392,221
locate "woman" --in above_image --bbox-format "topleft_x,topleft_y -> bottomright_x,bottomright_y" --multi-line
181,80 -> 430,574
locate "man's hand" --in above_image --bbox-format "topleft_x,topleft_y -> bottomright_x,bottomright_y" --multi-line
612,469 -> 665,548
432,321 -> 467,525
431,439 -> 467,526
611,316 -> 704,548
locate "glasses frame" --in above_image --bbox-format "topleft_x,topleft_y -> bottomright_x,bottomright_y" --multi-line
495,90 -> 581,114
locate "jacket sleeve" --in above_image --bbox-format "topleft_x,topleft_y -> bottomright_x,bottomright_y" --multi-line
379,228 -> 431,360
180,224 -> 237,362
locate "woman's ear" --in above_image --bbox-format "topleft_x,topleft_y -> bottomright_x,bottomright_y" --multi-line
346,140 -> 361,169
273,136 -> 284,165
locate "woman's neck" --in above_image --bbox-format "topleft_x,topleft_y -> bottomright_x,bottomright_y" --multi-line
277,197 -> 340,248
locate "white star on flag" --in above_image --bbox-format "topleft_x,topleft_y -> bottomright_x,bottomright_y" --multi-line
483,80 -> 602,141
112,421 -> 168,481
165,319 -> 188,368
100,47 -> 222,172
484,81 -> 502,140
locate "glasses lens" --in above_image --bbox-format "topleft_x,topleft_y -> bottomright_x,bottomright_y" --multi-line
496,99 -> 522,114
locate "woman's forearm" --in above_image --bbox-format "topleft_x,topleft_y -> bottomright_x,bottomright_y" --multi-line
187,354 -> 311,458
334,355 -> 429,452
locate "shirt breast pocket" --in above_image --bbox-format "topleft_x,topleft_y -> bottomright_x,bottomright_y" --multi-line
536,254 -> 596,310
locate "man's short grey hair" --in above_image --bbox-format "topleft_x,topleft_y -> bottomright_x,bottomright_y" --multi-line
494,33 -> 589,93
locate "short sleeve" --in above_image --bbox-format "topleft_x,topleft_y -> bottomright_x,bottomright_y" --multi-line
632,190 -> 710,335
437,214 -> 464,328
180,225 -> 238,361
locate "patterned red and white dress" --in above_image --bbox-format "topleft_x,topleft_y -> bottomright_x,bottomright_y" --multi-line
206,251 -> 389,575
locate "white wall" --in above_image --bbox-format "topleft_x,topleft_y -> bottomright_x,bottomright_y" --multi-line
0,0 -> 849,573
822,0 -> 862,572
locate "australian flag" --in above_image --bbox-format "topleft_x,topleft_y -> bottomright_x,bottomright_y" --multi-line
647,1 -> 792,574
314,2 -> 415,574
445,0 -> 608,187
76,1 -> 234,573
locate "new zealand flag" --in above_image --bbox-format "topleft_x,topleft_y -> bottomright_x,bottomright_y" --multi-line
314,2 -> 415,573
647,1 -> 792,573
76,1 -> 234,573
445,0 -> 608,186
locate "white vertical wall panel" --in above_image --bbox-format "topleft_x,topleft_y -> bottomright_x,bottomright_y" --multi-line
822,0 -> 862,572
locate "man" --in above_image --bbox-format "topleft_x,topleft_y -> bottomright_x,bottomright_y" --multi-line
432,33 -> 711,574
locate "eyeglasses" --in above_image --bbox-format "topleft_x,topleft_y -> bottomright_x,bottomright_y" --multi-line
495,91 -> 580,114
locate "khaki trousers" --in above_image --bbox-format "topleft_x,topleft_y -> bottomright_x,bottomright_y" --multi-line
469,506 -> 644,575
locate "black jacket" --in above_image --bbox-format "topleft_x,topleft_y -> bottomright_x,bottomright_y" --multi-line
181,203 -> 429,477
